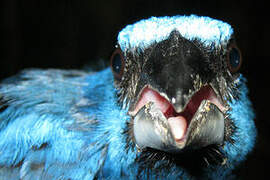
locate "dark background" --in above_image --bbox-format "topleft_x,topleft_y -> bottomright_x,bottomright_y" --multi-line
2,0 -> 269,178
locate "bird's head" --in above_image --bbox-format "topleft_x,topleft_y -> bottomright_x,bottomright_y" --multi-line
110,15 -> 252,174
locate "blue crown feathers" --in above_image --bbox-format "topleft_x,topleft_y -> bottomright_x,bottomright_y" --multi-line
118,15 -> 233,52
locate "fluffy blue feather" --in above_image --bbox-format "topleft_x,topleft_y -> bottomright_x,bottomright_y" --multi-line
0,68 -> 141,179
118,15 -> 233,52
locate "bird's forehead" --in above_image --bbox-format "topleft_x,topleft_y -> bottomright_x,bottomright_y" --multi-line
118,15 -> 233,52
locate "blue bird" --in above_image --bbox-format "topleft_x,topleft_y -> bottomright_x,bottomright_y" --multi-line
0,15 -> 256,179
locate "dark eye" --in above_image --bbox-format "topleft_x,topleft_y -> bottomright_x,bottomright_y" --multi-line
227,44 -> 242,73
110,47 -> 125,79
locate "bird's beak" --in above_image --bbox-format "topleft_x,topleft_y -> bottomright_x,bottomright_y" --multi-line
130,86 -> 225,153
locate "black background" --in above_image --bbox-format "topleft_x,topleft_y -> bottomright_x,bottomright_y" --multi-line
2,0 -> 269,178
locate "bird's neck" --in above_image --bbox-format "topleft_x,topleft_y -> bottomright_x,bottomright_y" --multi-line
83,68 -> 138,177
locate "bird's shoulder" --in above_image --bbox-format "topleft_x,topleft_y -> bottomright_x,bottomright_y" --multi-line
0,69 -> 92,129
0,68 -> 112,179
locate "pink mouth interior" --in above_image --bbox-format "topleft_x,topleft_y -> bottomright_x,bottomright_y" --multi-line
130,86 -> 225,142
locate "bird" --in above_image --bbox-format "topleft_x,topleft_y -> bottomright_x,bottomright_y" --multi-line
0,15 -> 256,179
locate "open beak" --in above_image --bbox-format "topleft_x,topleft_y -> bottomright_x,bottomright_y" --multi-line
129,85 -> 225,153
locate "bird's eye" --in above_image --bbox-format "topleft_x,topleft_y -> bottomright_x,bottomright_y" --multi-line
110,47 -> 125,79
227,44 -> 242,73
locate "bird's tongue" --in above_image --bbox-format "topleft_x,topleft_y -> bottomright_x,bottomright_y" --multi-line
168,116 -> 187,141
130,87 -> 188,141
